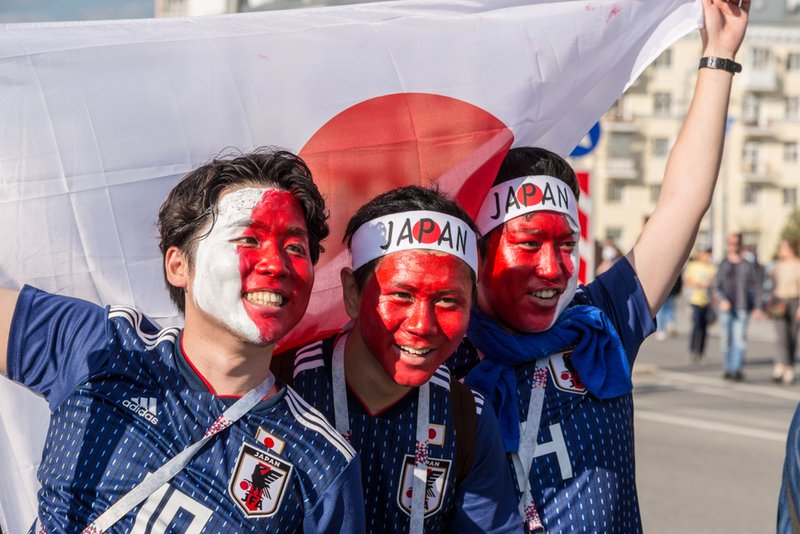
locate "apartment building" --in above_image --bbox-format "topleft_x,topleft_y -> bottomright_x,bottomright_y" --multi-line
571,0 -> 800,262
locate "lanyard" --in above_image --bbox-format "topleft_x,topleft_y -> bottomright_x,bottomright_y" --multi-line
74,372 -> 276,534
331,333 -> 431,534
511,358 -> 549,533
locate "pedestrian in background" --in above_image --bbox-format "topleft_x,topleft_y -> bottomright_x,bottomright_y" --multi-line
656,274 -> 682,340
769,239 -> 800,385
684,248 -> 716,362
714,232 -> 764,381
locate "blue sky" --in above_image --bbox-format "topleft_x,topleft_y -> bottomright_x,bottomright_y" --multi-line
0,0 -> 154,23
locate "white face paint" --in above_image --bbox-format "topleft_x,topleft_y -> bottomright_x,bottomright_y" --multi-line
192,188 -> 270,345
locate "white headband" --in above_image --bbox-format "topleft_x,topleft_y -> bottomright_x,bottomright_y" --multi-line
476,175 -> 579,235
350,210 -> 478,273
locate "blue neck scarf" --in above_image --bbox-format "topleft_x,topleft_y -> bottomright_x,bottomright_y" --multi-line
465,305 -> 630,452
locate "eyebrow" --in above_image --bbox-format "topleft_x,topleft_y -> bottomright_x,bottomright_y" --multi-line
233,220 -> 309,238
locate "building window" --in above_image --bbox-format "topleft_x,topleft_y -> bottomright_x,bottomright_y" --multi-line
743,95 -> 761,125
786,142 -> 798,163
653,49 -> 672,68
652,138 -> 670,157
787,97 -> 800,119
743,140 -> 760,171
607,182 -> 625,203
785,188 -> 798,207
742,231 -> 761,250
605,227 -> 623,242
653,92 -> 671,116
649,185 -> 661,203
752,47 -> 771,68
743,184 -> 761,205
788,52 -> 800,71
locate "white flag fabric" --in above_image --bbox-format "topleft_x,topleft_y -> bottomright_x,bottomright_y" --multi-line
0,1 -> 701,531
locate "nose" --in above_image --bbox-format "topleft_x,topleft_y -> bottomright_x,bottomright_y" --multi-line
253,242 -> 288,277
535,243 -> 561,280
406,300 -> 439,336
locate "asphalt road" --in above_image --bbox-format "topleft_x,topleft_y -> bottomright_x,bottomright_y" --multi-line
633,309 -> 800,533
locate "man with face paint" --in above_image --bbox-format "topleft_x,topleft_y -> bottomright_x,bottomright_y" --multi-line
447,1 -> 751,532
0,149 -> 365,533
287,186 -> 522,533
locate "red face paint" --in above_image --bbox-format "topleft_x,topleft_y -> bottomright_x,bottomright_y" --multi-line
357,250 -> 473,387
236,189 -> 315,344
478,212 -> 576,333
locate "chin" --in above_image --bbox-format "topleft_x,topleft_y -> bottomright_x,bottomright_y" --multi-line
391,368 -> 434,388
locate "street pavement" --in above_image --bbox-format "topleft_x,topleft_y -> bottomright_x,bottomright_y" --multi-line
633,302 -> 800,533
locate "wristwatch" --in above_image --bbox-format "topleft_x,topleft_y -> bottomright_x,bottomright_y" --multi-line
699,56 -> 742,74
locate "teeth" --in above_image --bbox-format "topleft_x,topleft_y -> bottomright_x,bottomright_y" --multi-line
532,289 -> 558,299
245,291 -> 284,307
398,345 -> 433,356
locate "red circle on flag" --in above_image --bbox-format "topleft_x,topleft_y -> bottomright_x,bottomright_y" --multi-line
278,93 -> 513,353
263,437 -> 275,449
428,427 -> 437,440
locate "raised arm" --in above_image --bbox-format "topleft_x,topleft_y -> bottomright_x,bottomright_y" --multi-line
0,286 -> 20,376
626,0 -> 750,316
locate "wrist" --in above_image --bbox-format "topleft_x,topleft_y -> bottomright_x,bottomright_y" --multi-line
701,46 -> 737,61
699,56 -> 742,75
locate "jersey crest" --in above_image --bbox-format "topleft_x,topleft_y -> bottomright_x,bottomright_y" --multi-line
549,351 -> 586,394
397,455 -> 450,517
228,442 -> 293,517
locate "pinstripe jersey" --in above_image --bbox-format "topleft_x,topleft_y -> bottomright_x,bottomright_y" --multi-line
7,285 -> 365,533
448,259 -> 655,533
291,333 -> 523,533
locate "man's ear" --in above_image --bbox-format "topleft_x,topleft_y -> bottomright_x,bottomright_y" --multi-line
165,246 -> 191,290
340,268 -> 361,320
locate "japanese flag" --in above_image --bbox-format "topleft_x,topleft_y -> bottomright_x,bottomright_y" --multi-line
0,1 -> 702,531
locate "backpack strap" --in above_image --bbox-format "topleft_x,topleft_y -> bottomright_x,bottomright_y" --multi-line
450,378 -> 477,487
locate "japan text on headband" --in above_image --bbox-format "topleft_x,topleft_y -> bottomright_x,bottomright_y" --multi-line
350,210 -> 479,273
476,175 -> 579,235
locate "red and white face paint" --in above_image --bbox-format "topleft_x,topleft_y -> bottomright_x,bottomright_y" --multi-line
192,187 -> 314,346
476,176 -> 579,333
356,250 -> 473,387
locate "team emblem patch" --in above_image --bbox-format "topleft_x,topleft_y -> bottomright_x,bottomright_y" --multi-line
397,455 -> 450,517
549,351 -> 586,394
228,442 -> 293,517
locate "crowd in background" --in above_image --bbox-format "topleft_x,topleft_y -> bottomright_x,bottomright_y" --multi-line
598,233 -> 800,385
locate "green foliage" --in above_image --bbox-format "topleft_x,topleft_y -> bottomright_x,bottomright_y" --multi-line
781,209 -> 800,250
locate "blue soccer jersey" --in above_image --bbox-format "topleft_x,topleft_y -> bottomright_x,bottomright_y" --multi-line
7,286 -> 365,533
290,333 -> 522,533
449,258 -> 655,533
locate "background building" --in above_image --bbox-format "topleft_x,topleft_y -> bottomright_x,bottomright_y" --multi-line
570,0 -> 800,265
157,0 -> 800,265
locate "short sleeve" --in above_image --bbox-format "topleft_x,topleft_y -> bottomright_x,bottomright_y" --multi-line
448,397 -> 523,533
303,455 -> 366,533
7,285 -> 111,408
579,258 -> 656,367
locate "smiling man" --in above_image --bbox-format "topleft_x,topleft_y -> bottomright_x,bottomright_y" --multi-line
0,149 -> 364,533
448,1 -> 752,532
288,186 -> 521,533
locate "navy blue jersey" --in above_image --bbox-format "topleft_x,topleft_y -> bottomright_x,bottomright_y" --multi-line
7,286 -> 365,533
449,259 -> 655,533
291,334 -> 522,533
